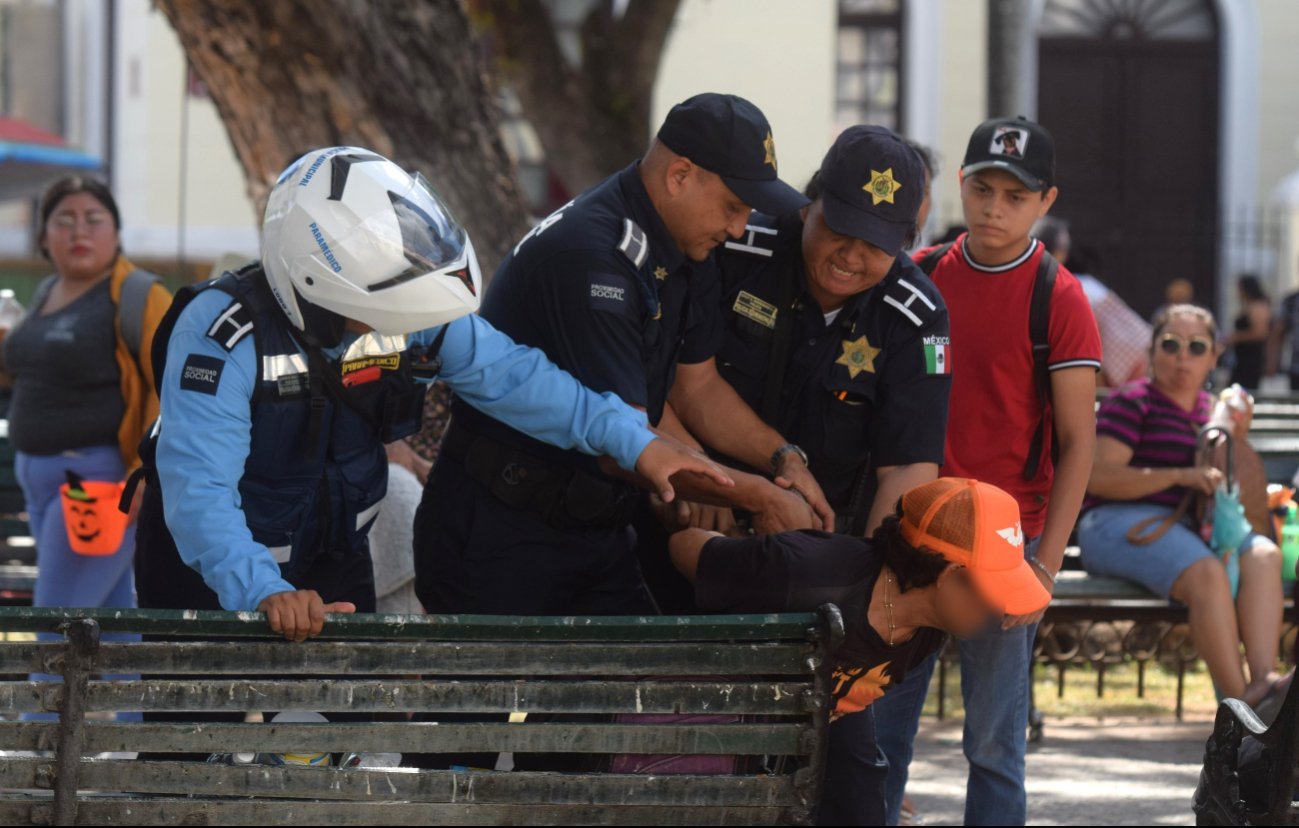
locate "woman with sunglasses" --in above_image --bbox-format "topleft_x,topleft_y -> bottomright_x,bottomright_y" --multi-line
1078,304 -> 1286,709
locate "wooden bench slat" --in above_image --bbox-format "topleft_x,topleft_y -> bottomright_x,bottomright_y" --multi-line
0,721 -> 814,756
0,607 -> 823,642
0,641 -> 815,676
3,798 -> 796,826
0,759 -> 802,806
0,678 -> 814,716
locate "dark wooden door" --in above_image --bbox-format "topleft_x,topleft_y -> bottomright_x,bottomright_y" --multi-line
1038,37 -> 1218,318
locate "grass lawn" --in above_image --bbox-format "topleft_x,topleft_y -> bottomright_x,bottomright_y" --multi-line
923,658 -> 1221,721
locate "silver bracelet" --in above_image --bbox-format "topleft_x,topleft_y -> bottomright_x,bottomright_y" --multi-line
1029,557 -> 1057,585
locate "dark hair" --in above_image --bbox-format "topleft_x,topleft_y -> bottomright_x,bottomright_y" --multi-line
904,139 -> 936,179
870,511 -> 951,593
1034,216 -> 1069,255
1151,303 -> 1218,342
1237,274 -> 1268,304
38,175 -> 122,260
802,168 -> 922,249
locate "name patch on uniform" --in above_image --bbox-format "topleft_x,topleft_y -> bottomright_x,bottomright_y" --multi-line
733,291 -> 779,329
588,272 -> 633,314
180,354 -> 225,395
342,353 -> 401,388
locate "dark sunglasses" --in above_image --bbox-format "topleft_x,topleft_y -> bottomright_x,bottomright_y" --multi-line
1157,333 -> 1212,357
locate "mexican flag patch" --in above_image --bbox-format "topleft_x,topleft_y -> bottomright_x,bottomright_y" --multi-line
923,335 -> 951,375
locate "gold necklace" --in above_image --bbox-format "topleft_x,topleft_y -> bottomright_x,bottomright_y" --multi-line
884,571 -> 896,646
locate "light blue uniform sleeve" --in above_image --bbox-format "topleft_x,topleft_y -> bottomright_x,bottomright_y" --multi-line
415,314 -> 655,471
155,291 -> 296,612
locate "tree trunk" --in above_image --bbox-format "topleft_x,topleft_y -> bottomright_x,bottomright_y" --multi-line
156,0 -> 531,273
478,0 -> 682,196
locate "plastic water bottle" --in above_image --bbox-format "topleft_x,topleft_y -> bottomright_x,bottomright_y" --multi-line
0,289 -> 23,331
1281,505 -> 1299,584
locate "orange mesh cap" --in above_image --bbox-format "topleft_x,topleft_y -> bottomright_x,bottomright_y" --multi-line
899,478 -> 1050,616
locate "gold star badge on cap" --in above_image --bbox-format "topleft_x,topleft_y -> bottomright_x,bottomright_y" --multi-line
836,335 -> 881,378
865,168 -> 903,206
654,266 -> 668,282
763,131 -> 777,171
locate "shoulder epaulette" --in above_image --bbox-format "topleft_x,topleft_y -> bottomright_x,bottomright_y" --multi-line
723,223 -> 779,259
205,298 -> 255,351
883,276 -> 941,328
617,218 -> 649,269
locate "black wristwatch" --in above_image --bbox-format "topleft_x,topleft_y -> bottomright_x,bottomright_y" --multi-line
770,443 -> 809,475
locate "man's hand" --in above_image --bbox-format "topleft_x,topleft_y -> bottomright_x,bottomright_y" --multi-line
648,495 -> 739,535
635,437 -> 734,503
1001,563 -> 1054,630
752,482 -> 819,535
386,439 -> 433,485
773,453 -> 835,531
257,590 -> 357,642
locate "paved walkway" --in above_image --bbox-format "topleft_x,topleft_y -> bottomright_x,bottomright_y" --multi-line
905,717 -> 1211,826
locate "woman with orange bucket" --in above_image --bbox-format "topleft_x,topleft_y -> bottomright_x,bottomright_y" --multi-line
0,176 -> 171,724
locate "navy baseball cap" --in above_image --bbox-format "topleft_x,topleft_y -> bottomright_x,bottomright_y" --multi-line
961,116 -> 1055,192
816,125 -> 924,256
657,93 -> 809,216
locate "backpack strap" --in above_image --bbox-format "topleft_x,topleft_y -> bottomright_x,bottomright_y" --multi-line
916,242 -> 954,277
118,269 -> 163,364
1022,250 -> 1060,481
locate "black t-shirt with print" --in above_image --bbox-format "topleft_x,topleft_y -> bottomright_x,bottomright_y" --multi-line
695,530 -> 946,719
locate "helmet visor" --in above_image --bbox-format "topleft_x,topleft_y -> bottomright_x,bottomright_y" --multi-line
366,172 -> 469,292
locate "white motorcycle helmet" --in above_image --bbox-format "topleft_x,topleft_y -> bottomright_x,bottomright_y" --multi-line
261,147 -> 482,345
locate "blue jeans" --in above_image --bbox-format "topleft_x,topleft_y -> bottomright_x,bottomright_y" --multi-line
16,446 -> 141,722
817,705 -> 888,825
875,536 -> 1042,826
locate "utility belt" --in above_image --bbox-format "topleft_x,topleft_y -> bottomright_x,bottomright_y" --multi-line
442,422 -> 639,532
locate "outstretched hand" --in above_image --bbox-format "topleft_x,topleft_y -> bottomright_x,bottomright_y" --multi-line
258,589 -> 356,642
635,437 -> 734,503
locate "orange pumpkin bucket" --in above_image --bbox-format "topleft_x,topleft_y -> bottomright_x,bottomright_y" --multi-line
59,473 -> 129,556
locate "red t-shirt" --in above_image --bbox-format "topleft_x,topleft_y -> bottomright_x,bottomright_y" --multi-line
917,234 -> 1101,535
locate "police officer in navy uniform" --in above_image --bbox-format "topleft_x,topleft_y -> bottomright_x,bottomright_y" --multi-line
697,126 -> 952,826
704,125 -> 951,537
416,93 -> 834,618
131,147 -> 728,641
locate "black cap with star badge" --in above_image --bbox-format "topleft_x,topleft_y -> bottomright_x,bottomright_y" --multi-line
961,116 -> 1056,192
816,125 -> 924,257
657,92 -> 809,217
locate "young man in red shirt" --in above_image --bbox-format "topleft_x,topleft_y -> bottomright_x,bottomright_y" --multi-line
873,117 -> 1101,826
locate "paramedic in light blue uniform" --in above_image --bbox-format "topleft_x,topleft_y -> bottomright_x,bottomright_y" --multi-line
131,147 -> 730,642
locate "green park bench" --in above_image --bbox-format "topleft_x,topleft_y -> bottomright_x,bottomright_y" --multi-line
0,606 -> 842,826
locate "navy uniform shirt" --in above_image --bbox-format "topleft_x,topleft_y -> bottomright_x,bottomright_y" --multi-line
696,212 -> 952,512
454,163 -> 710,468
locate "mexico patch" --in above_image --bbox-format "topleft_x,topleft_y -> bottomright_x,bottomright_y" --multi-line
923,335 -> 951,375
180,353 -> 225,395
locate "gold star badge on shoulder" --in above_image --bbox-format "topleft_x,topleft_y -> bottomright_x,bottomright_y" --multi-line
836,335 -> 881,378
865,168 -> 903,206
763,130 -> 778,171
654,266 -> 668,282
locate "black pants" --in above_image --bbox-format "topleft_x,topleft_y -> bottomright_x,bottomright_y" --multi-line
817,707 -> 888,826
412,455 -> 655,616
407,455 -> 655,770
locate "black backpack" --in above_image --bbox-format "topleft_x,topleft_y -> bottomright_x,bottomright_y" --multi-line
918,242 -> 1059,481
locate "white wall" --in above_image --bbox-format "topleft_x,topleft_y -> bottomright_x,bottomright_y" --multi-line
653,0 -> 839,194
111,0 -> 258,262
